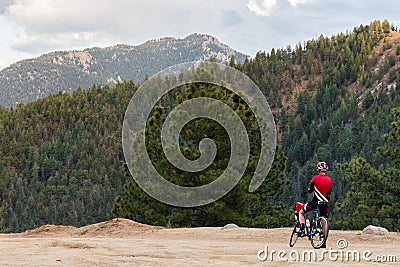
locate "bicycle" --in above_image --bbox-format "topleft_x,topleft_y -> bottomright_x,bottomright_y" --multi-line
289,201 -> 329,249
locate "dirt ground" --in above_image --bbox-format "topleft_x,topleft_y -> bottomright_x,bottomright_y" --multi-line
1,218 -> 399,266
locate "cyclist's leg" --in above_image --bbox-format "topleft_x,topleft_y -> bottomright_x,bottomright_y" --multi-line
299,205 -> 307,229
319,204 -> 329,239
299,200 -> 317,232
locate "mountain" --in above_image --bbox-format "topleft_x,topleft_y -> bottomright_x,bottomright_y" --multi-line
0,33 -> 248,107
0,20 -> 400,232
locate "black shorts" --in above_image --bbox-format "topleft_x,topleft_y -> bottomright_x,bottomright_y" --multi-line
303,199 -> 329,218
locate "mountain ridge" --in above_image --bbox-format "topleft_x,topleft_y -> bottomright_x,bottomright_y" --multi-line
0,33 -> 248,107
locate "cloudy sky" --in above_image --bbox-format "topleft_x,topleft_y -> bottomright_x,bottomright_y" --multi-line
0,0 -> 398,69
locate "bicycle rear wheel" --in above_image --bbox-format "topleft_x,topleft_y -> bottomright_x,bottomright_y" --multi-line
289,221 -> 300,247
310,216 -> 329,249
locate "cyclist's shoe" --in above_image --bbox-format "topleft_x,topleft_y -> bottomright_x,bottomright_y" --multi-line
298,223 -> 306,236
298,228 -> 305,237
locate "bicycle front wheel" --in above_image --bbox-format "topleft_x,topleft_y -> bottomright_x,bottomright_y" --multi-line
289,221 -> 300,247
311,216 -> 329,249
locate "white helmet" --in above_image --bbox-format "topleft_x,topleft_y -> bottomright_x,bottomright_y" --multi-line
316,162 -> 328,172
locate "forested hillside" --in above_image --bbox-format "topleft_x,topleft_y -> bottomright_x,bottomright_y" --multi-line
0,82 -> 136,231
0,20 -> 399,232
234,19 -> 400,230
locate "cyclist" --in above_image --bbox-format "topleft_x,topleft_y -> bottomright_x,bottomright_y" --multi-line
299,161 -> 332,247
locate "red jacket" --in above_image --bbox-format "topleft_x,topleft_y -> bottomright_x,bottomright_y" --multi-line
308,173 -> 332,202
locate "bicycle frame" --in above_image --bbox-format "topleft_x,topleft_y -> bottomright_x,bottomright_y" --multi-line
304,209 -> 319,238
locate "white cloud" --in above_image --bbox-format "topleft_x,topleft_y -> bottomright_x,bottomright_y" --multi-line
6,0 -> 128,35
288,0 -> 310,6
9,31 -> 112,54
0,0 -> 13,13
247,0 -> 277,16
4,0 -> 229,53
246,0 -> 310,16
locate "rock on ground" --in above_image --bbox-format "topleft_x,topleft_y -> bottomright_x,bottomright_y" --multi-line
362,225 -> 389,235
221,223 -> 239,230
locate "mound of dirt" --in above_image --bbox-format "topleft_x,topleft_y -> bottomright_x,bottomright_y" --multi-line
76,218 -> 163,237
18,225 -> 77,237
11,218 -> 163,238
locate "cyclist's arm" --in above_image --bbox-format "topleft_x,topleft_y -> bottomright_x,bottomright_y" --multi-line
326,187 -> 332,201
308,182 -> 315,193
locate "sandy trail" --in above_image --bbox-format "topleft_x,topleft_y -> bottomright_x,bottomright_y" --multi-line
0,218 -> 399,266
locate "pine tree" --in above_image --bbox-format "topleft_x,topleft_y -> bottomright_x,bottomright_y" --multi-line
382,19 -> 391,34
113,78 -> 290,228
